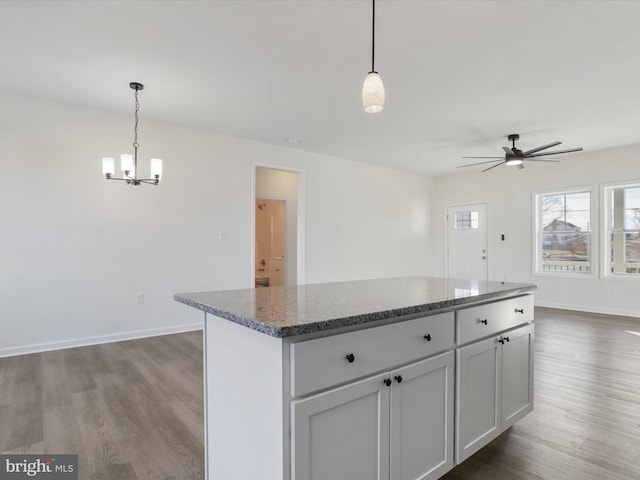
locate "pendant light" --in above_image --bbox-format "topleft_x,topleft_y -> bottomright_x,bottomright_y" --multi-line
362,0 -> 385,113
102,82 -> 162,185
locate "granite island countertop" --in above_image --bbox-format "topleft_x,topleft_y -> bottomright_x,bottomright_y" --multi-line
174,276 -> 537,338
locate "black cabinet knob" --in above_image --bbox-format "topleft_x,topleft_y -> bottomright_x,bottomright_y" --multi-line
345,353 -> 355,363
504,336 -> 510,342
424,334 -> 432,341
515,308 -> 524,314
383,378 -> 392,387
394,375 -> 403,383
480,319 -> 488,325
498,337 -> 504,344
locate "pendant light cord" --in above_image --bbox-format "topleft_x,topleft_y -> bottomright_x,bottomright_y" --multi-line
371,0 -> 376,73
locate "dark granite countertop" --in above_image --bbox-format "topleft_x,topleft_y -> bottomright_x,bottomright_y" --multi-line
175,276 -> 537,338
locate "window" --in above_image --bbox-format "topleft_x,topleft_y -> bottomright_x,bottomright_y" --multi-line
454,211 -> 479,230
535,190 -> 592,274
603,183 -> 640,277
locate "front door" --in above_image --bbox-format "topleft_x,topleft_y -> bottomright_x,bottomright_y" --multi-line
446,203 -> 488,281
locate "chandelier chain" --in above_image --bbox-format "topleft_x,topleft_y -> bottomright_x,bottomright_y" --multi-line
133,88 -> 139,149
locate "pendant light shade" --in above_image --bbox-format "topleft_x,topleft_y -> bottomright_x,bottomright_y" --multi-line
362,71 -> 385,113
363,0 -> 384,113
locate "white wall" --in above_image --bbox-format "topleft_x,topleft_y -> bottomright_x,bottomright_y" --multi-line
431,145 -> 640,318
0,89 -> 433,356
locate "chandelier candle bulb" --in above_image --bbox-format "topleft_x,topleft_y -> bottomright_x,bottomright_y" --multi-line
121,154 -> 134,174
150,158 -> 163,179
102,157 -> 115,177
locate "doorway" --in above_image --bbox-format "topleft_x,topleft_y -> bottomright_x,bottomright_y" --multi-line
446,203 -> 488,281
252,165 -> 305,287
255,199 -> 285,286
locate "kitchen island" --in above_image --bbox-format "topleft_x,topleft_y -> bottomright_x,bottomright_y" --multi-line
175,276 -> 537,480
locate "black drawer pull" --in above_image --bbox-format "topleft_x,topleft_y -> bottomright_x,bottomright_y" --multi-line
515,308 -> 524,314
345,353 -> 355,363
498,336 -> 510,344
394,375 -> 403,383
424,334 -> 432,341
480,319 -> 488,325
383,378 -> 392,387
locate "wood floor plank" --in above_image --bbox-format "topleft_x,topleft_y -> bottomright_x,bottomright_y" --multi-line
1,311 -> 638,479
443,307 -> 640,480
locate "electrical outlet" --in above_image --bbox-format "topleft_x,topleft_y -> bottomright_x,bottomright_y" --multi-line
136,293 -> 144,304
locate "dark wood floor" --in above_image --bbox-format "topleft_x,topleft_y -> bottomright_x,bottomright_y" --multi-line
443,307 -> 640,480
0,331 -> 205,480
1,307 -> 638,479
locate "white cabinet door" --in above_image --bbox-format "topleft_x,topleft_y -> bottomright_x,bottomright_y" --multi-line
456,323 -> 535,463
390,351 -> 455,480
291,372 -> 391,480
501,323 -> 534,429
455,335 -> 501,463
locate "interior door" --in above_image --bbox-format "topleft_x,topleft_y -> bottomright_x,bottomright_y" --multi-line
446,203 -> 488,281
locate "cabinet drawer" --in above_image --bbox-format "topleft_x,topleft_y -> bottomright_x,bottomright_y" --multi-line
290,312 -> 455,397
456,295 -> 533,345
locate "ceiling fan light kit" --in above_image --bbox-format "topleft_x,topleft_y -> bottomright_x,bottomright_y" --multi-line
459,133 -> 583,172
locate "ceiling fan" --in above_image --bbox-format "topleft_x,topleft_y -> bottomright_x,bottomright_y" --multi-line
458,134 -> 583,172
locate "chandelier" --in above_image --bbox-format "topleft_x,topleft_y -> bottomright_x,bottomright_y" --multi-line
102,82 -> 162,185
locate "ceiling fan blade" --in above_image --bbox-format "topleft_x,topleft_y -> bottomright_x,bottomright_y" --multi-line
502,147 -> 513,154
482,162 -> 504,172
526,158 -> 561,162
526,147 -> 583,158
522,141 -> 561,156
458,159 -> 503,168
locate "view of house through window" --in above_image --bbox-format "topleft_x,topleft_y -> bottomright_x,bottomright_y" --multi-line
536,191 -> 591,274
605,184 -> 640,276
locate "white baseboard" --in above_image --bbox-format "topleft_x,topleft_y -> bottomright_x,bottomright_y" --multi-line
535,300 -> 640,319
0,322 -> 203,359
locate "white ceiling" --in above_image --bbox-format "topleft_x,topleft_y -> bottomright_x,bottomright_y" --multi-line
2,0 -> 640,177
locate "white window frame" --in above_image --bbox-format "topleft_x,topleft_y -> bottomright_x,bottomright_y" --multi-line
533,186 -> 596,278
601,180 -> 640,281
